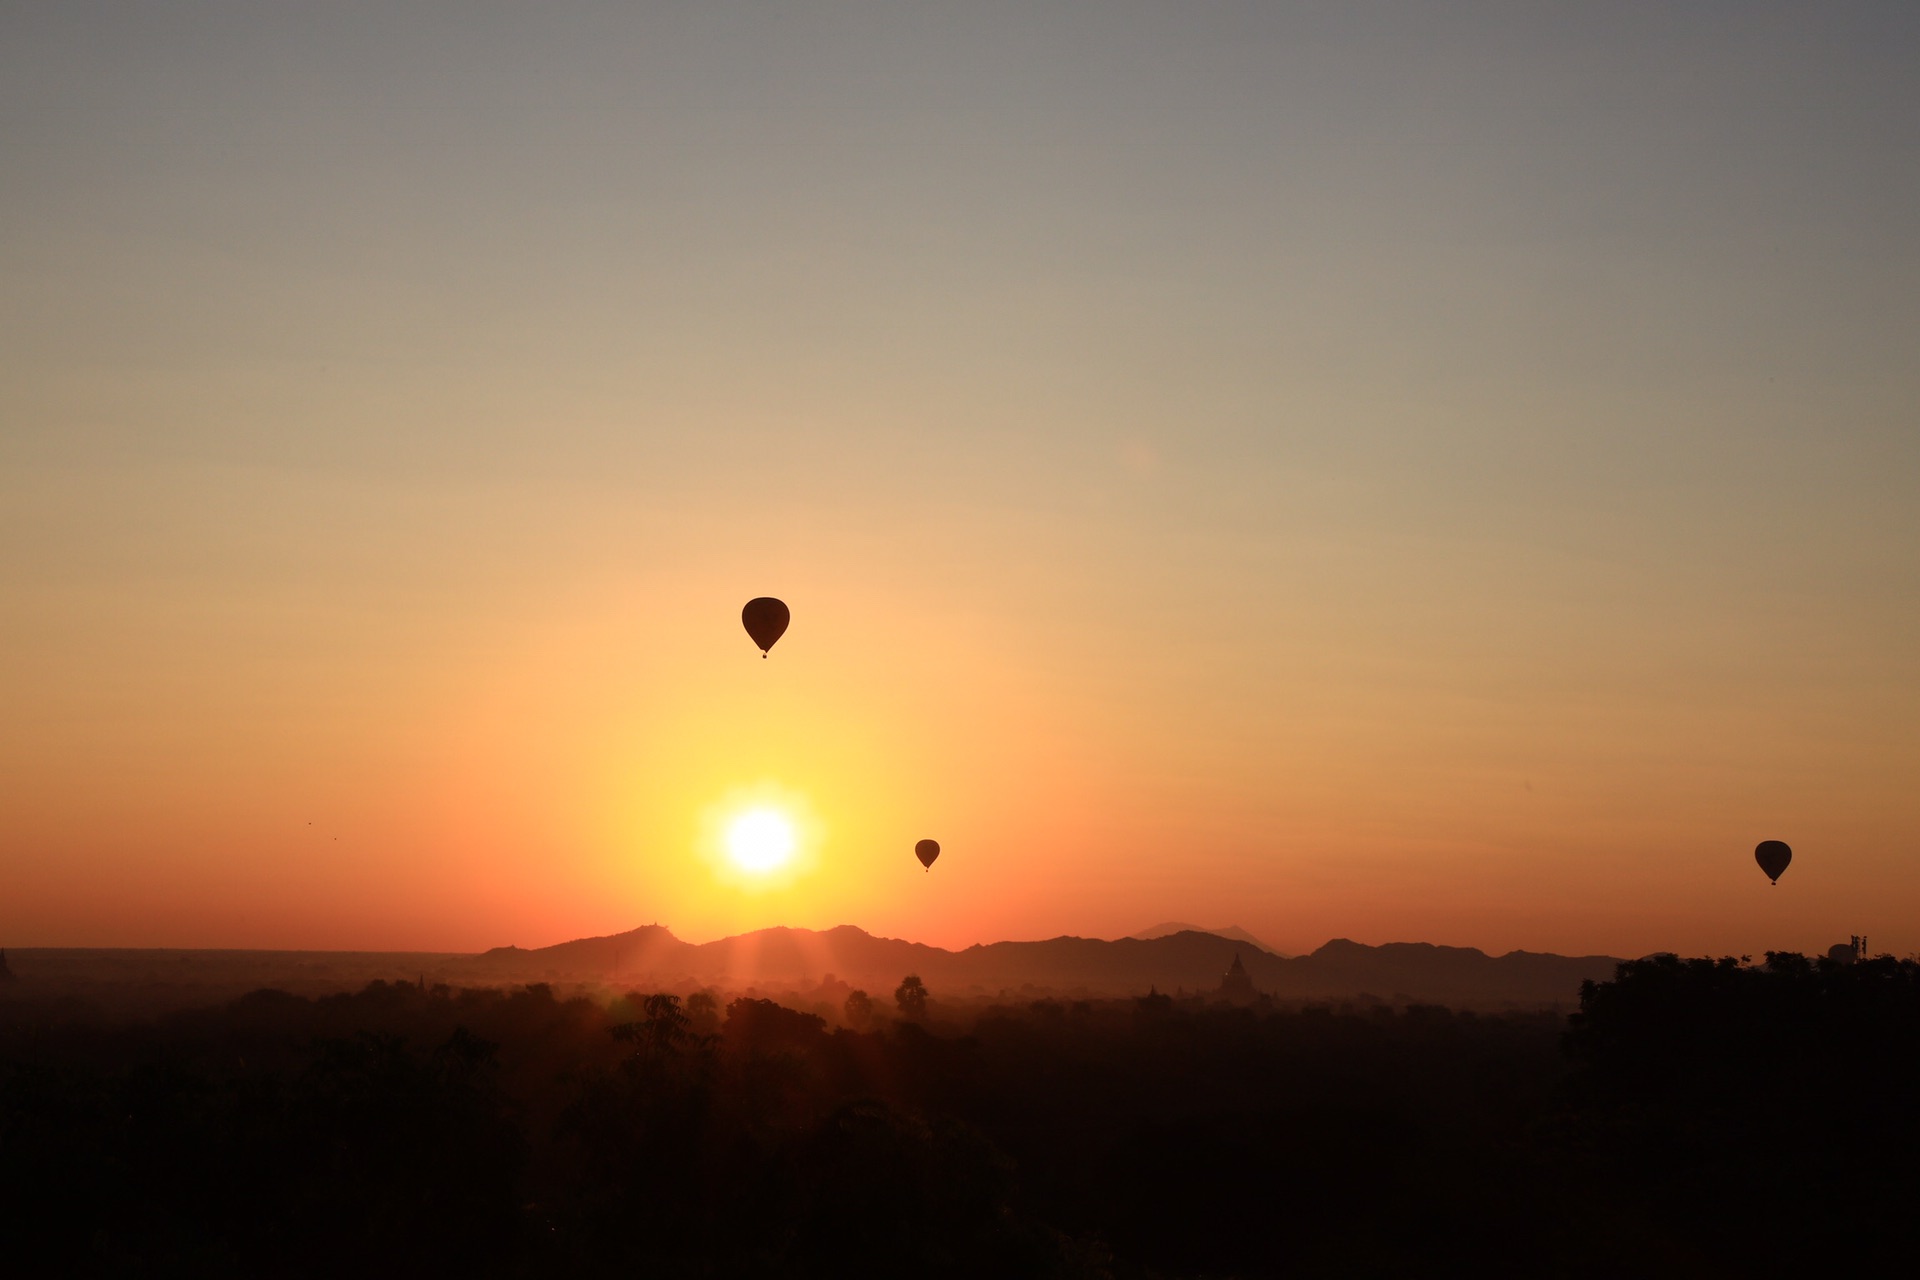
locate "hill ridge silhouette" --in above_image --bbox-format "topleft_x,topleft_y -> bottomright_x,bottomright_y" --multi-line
1130,922 -> 1285,954
459,923 -> 1621,1006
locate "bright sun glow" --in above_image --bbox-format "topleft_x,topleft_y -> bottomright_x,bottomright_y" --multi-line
725,808 -> 796,874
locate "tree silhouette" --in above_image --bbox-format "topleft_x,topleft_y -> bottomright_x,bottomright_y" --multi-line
615,992 -> 689,1055
894,974 -> 928,1020
724,996 -> 827,1052
1559,950 -> 1920,1270
685,990 -> 720,1036
844,988 -> 874,1029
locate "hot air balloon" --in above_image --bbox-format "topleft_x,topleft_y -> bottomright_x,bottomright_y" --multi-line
741,597 -> 789,657
914,839 -> 940,872
1754,840 -> 1792,885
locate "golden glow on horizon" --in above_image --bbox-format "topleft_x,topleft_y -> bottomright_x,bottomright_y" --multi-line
726,808 -> 796,874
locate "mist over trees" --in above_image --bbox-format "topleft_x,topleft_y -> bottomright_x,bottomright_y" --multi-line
3,953 -> 1915,1276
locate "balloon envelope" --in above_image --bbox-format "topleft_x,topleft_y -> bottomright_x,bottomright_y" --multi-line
914,839 -> 940,871
1754,840 -> 1792,884
741,597 -> 790,655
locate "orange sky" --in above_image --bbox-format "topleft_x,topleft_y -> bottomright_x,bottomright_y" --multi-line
4,3 -> 1917,958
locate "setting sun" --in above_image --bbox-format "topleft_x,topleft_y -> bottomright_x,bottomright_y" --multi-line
725,808 -> 797,874
697,783 -> 823,897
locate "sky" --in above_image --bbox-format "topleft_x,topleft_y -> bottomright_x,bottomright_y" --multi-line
3,2 -> 1917,958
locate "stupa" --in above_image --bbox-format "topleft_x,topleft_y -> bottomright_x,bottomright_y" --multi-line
1217,951 -> 1256,1003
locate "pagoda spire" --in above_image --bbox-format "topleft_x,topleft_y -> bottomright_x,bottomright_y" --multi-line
1217,950 -> 1256,1003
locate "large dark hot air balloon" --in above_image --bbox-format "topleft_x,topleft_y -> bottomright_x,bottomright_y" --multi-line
1754,840 -> 1792,885
914,839 -> 940,872
741,597 -> 789,657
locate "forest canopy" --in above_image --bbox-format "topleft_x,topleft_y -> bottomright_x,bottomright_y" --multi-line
3,953 -> 1915,1277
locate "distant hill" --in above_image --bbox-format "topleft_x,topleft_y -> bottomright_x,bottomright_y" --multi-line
0,948 -> 467,1016
453,924 -> 1622,1008
1130,922 -> 1285,955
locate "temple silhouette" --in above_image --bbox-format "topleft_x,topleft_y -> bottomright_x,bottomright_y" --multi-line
1218,951 -> 1256,1003
1827,935 -> 1868,963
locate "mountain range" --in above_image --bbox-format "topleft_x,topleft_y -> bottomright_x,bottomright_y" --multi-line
457,924 -> 1622,1008
1129,922 -> 1284,954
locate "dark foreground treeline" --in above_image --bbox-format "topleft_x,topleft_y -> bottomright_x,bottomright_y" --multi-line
3,953 -> 1916,1278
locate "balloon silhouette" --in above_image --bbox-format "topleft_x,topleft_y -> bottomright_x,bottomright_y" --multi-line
741,597 -> 790,657
914,839 -> 940,872
1754,840 -> 1792,885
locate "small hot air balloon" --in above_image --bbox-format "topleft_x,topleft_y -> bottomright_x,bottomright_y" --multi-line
914,839 -> 940,872
1754,840 -> 1792,885
741,597 -> 790,657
